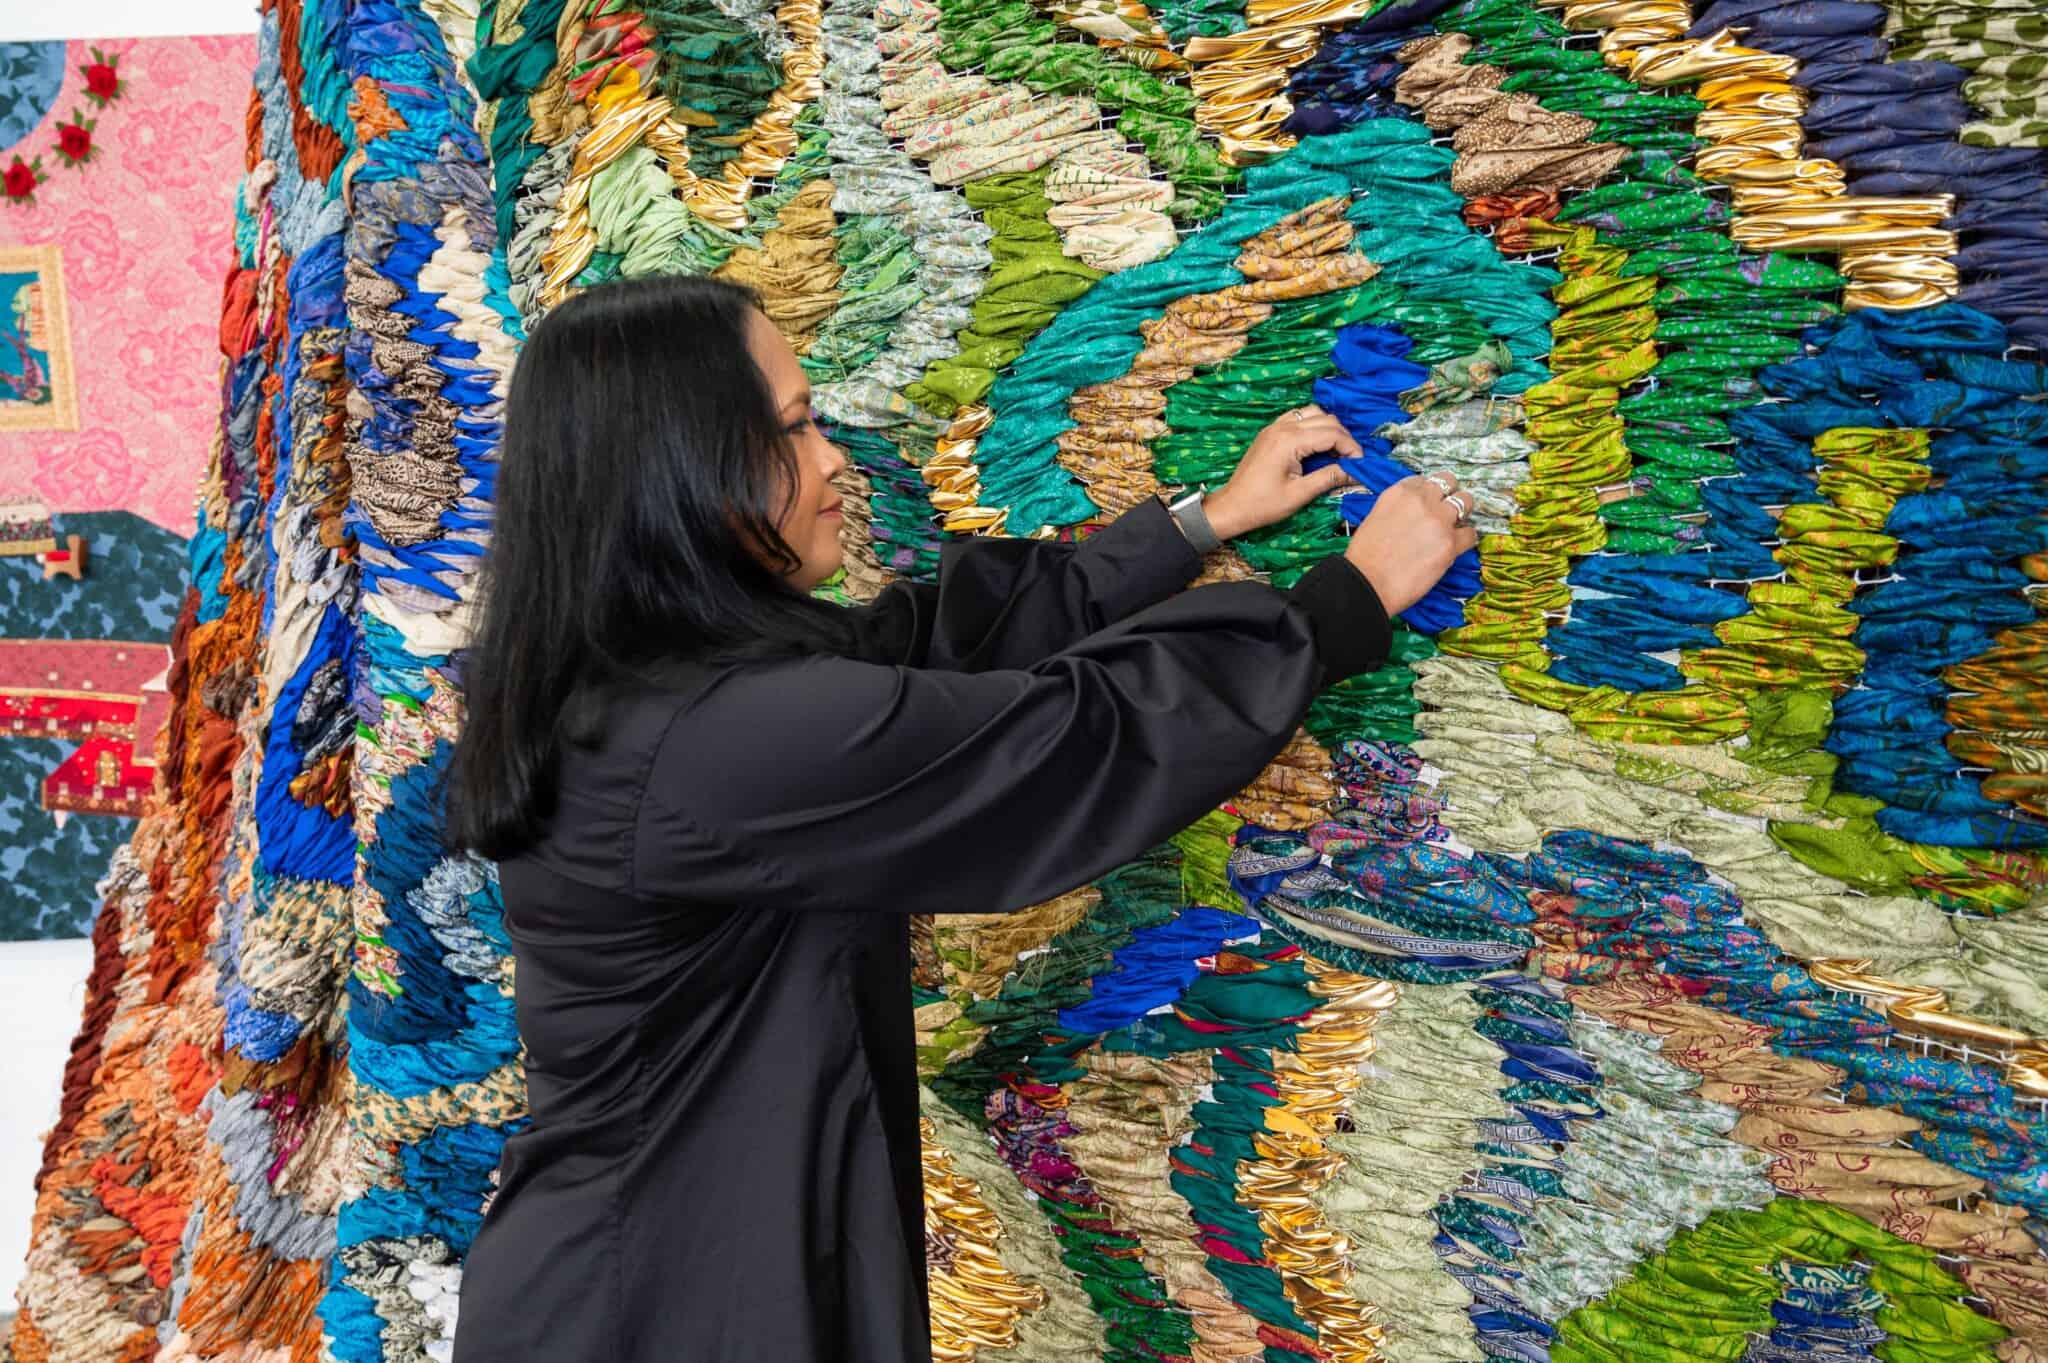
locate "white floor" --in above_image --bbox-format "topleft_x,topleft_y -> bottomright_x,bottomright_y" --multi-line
0,937 -> 95,1312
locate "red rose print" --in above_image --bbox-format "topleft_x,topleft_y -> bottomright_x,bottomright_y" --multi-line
58,123 -> 93,162
19,34 -> 251,534
85,64 -> 120,98
3,159 -> 36,199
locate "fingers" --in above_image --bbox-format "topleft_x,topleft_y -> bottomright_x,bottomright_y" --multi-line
1264,405 -> 1327,439
1383,474 -> 1477,549
1285,419 -> 1361,465
1302,462 -> 1354,498
1278,413 -> 1344,441
1261,408 -> 1352,450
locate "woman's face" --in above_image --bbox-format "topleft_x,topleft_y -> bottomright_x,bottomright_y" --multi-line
746,308 -> 849,593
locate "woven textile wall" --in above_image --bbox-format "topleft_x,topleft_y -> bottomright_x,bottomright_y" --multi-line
7,0 -> 2046,1360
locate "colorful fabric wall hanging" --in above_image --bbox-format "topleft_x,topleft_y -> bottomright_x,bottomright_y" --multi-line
6,1 -> 2045,1361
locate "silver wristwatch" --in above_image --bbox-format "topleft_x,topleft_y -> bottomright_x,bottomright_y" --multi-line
1166,488 -> 1221,554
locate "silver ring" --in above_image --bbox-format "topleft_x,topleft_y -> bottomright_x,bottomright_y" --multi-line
1423,472 -> 1456,497
1446,490 -> 1472,523
1290,407 -> 1311,422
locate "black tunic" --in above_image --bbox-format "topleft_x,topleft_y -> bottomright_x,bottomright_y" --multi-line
451,500 -> 1389,1363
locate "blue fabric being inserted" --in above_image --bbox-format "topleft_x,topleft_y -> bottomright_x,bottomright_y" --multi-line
1057,905 -> 1261,1034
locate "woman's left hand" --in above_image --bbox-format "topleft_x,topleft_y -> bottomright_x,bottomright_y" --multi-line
1201,404 -> 1362,541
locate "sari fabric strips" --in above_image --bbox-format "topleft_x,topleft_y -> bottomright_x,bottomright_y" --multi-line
7,0 -> 2047,1361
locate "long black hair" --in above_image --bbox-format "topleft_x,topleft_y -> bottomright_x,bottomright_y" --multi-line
447,276 -> 852,859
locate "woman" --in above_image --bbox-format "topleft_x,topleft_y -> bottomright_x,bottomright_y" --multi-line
448,276 -> 1477,1362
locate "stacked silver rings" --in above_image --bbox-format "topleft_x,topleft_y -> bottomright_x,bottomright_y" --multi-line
1424,471 -> 1472,526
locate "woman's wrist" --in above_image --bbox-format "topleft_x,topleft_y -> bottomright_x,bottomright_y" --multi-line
1201,487 -> 1254,541
1341,545 -> 1388,613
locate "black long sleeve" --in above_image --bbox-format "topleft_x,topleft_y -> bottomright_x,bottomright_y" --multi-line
633,561 -> 1391,915
846,496 -> 1391,681
1287,551 -> 1392,685
843,497 -> 1207,669
465,517 -> 1394,1363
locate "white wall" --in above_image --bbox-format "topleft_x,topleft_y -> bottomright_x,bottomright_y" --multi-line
0,0 -> 259,42
0,937 -> 95,1312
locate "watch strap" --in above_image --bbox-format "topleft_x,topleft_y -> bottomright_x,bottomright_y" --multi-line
1166,490 -> 1221,555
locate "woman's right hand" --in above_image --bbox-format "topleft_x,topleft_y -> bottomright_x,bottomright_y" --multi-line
1343,473 -> 1480,617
